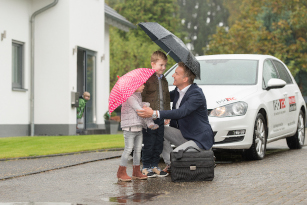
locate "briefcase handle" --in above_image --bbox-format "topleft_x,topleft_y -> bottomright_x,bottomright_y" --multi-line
182,146 -> 201,153
175,146 -> 201,160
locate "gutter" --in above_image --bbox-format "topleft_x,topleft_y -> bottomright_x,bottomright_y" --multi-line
30,0 -> 59,136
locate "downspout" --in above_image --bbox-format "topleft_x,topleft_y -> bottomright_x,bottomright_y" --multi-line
30,0 -> 59,136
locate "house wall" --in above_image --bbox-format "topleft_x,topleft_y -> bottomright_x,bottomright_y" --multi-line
34,0 -> 107,135
102,24 -> 110,128
33,0 -> 72,135
0,0 -> 109,137
69,0 -> 107,130
0,0 -> 31,137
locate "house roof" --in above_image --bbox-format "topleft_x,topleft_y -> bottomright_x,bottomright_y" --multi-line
105,3 -> 136,32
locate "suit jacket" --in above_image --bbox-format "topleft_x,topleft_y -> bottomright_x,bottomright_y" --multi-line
160,83 -> 214,150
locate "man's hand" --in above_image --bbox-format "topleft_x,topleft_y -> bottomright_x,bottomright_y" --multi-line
164,119 -> 170,125
137,106 -> 154,118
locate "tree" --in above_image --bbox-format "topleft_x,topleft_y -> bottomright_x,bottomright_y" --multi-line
105,0 -> 124,8
109,27 -> 159,89
114,0 -> 179,35
207,0 -> 307,94
178,0 -> 229,56
106,0 -> 180,89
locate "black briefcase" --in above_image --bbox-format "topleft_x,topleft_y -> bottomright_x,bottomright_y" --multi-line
170,146 -> 215,182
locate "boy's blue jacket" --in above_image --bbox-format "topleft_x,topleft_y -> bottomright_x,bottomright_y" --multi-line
160,83 -> 214,150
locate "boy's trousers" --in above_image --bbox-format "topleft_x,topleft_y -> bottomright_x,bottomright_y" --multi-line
142,118 -> 164,168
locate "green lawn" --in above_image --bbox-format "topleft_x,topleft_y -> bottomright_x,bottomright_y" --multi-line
0,134 -> 125,159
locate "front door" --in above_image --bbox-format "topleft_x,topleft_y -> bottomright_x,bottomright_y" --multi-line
272,59 -> 298,135
262,59 -> 287,138
77,48 -> 97,130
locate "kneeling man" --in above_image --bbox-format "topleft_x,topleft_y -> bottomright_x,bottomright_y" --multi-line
137,62 -> 214,170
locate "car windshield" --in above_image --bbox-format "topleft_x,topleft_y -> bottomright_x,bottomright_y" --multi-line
165,59 -> 258,85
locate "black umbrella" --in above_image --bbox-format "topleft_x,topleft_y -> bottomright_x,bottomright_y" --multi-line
138,22 -> 200,79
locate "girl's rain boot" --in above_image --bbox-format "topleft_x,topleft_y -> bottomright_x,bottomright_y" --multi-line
132,165 -> 148,180
117,166 -> 132,182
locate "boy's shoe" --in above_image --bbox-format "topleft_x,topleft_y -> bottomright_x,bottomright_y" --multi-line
162,164 -> 171,174
152,167 -> 169,177
142,168 -> 157,178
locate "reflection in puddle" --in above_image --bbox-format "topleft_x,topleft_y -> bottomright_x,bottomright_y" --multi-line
0,203 -> 85,205
102,178 -> 162,203
108,193 -> 162,204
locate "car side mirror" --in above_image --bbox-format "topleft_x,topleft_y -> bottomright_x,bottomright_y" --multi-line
266,78 -> 286,90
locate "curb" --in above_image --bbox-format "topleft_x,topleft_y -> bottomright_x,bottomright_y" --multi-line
0,148 -> 124,161
0,155 -> 122,181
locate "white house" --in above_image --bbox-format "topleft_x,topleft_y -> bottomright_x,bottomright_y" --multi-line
0,0 -> 136,137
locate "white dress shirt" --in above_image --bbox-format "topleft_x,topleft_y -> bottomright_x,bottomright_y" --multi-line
175,84 -> 191,109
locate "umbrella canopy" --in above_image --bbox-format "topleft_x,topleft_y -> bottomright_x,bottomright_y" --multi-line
138,22 -> 200,79
108,68 -> 156,114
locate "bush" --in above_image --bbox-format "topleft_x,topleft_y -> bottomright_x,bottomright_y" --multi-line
104,111 -> 117,121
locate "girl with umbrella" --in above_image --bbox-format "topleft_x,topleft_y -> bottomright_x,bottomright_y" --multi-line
109,68 -> 159,182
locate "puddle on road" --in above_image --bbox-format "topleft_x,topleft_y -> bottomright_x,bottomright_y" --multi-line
105,193 -> 162,204
101,180 -> 163,204
0,203 -> 85,205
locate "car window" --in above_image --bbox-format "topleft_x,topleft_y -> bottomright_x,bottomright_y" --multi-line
272,60 -> 293,84
262,60 -> 278,89
165,59 -> 258,85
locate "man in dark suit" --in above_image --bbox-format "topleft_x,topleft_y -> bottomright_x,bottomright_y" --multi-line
137,62 -> 214,170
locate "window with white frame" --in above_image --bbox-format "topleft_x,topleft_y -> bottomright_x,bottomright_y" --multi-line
12,41 -> 24,89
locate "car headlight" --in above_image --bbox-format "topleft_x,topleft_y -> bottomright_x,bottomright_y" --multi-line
209,101 -> 248,117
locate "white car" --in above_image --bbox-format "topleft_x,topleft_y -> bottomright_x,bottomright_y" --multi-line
165,54 -> 306,160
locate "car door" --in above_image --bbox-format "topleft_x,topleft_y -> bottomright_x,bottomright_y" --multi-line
262,59 -> 287,139
272,59 -> 298,134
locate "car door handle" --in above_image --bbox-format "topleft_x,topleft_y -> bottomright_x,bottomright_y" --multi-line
283,93 -> 288,97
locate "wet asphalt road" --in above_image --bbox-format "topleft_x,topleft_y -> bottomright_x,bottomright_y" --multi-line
0,136 -> 307,204
0,150 -> 123,180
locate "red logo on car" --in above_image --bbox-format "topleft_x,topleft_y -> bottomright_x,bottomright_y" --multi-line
216,97 -> 236,104
279,98 -> 286,109
289,96 -> 296,104
273,98 -> 286,110
226,97 -> 236,101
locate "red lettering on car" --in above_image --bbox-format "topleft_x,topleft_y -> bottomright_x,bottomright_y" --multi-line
226,97 -> 236,101
279,98 -> 286,108
289,96 -> 296,104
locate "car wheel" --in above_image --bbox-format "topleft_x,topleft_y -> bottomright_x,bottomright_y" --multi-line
245,113 -> 267,160
286,110 -> 305,149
